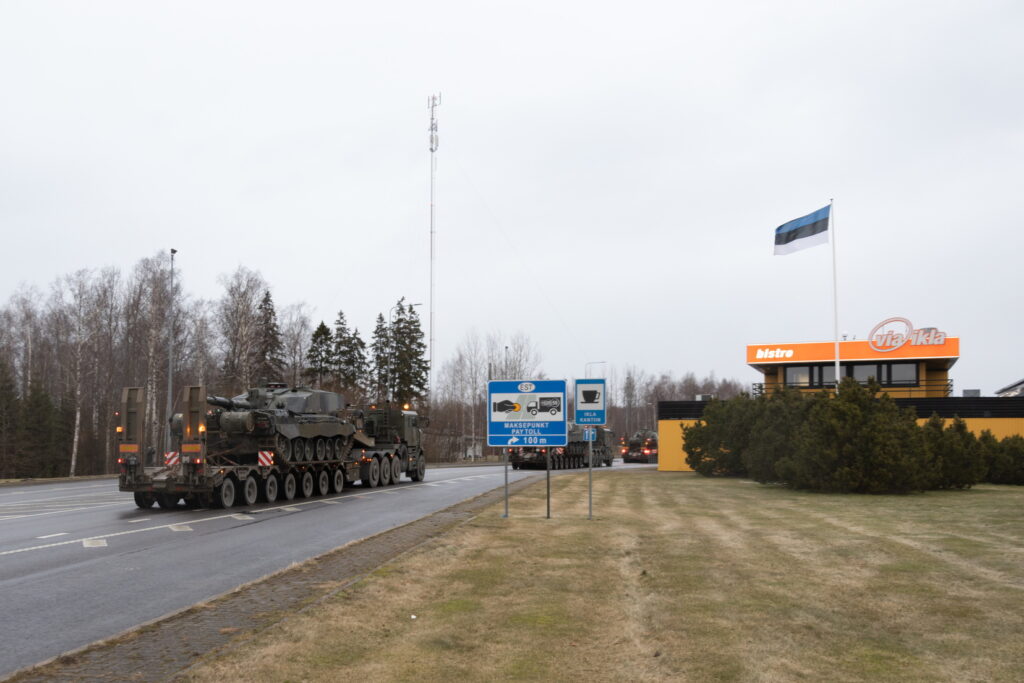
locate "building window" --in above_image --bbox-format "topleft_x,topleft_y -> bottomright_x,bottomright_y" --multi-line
785,366 -> 811,387
852,364 -> 879,383
888,363 -> 918,385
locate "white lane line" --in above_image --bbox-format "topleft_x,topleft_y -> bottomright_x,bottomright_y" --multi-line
36,532 -> 68,539
169,525 -> 192,532
0,475 -> 497,556
0,483 -> 115,500
229,514 -> 253,521
127,518 -> 151,524
0,502 -> 125,523
320,500 -> 342,505
83,539 -> 107,548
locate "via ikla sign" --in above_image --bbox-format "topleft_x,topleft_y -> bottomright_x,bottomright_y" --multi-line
868,317 -> 947,353
487,379 -> 567,447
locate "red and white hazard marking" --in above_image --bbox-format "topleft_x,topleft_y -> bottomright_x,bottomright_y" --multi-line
164,452 -> 180,467
258,451 -> 274,466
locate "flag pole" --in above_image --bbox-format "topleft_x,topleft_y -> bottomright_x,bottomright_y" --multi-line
830,198 -> 840,394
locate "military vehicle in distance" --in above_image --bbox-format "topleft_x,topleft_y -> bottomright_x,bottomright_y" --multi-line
507,424 -> 615,470
622,429 -> 658,463
116,383 -> 427,509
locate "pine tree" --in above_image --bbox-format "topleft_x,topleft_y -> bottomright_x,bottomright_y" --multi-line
0,356 -> 20,479
390,299 -> 429,404
331,311 -> 368,401
369,313 -> 391,402
304,322 -> 334,388
252,290 -> 285,384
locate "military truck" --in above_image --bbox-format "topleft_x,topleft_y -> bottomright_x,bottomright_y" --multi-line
116,383 -> 427,509
622,429 -> 658,463
507,424 -> 615,470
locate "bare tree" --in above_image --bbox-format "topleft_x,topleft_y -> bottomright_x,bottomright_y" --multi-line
280,302 -> 312,387
216,267 -> 266,395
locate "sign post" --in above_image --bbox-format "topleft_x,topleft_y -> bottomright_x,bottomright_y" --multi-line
575,378 -> 606,521
488,379 -> 568,518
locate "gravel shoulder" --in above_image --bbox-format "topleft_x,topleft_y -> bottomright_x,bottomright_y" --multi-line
5,475 -> 541,683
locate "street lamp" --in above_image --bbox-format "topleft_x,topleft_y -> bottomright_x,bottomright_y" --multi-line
164,248 -> 177,461
389,302 -> 422,401
585,361 -> 607,379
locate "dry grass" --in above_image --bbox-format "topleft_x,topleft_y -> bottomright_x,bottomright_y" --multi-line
181,471 -> 1024,682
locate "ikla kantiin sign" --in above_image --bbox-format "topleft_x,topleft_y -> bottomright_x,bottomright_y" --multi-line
487,379 -> 568,447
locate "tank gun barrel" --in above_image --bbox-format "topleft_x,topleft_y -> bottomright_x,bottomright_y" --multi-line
207,395 -> 253,411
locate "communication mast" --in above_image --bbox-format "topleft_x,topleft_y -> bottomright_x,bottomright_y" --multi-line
428,93 -> 440,405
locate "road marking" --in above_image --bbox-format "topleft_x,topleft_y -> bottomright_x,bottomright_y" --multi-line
127,518 -> 151,523
0,472 -> 507,557
320,499 -> 342,504
82,539 -> 107,548
36,532 -> 68,539
169,525 -> 192,532
230,514 -> 252,521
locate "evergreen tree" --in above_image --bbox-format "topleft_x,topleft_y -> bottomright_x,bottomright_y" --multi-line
390,298 -> 429,404
369,313 -> 391,401
252,290 -> 285,384
923,415 -> 985,489
18,382 -> 56,478
331,310 -> 369,401
303,322 -> 334,388
0,356 -> 19,479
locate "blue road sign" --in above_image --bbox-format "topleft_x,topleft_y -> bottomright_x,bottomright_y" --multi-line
583,427 -> 596,442
487,379 -> 567,447
575,378 -> 606,425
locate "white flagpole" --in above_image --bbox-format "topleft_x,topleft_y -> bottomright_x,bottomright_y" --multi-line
831,198 -> 840,393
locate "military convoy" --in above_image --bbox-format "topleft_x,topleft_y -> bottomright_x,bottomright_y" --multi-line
117,383 -> 427,509
621,429 -> 658,463
507,424 -> 616,470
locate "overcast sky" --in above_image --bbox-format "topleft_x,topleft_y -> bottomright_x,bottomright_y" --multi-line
2,1 -> 1021,394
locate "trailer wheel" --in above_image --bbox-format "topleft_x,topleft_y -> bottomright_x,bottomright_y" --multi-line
362,458 -> 380,487
241,475 -> 259,506
282,472 -> 297,501
156,493 -> 179,509
299,470 -> 315,498
391,456 -> 402,483
262,473 -> 279,502
133,492 -> 155,509
216,478 -> 237,509
379,456 -> 392,485
331,468 -> 345,493
317,469 -> 331,496
410,455 -> 426,481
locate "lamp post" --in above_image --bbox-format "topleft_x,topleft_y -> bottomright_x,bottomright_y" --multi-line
164,248 -> 177,462
389,302 -> 422,402
585,361 -> 607,379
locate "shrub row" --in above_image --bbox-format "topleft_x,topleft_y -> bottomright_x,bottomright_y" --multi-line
682,378 -> 1024,493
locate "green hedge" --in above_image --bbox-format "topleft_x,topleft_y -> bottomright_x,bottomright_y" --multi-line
682,378 -> 1021,493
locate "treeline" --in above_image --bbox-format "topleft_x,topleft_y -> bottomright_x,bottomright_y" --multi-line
0,252 -> 427,479
683,379 -> 1024,493
430,335 -> 745,461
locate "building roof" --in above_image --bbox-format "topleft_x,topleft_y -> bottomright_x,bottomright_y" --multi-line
996,379 -> 1024,397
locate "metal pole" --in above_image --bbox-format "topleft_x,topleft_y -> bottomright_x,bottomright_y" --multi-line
830,198 -> 840,394
503,447 -> 509,518
428,94 -> 439,407
587,433 -> 593,520
164,248 -> 176,460
546,449 -> 551,519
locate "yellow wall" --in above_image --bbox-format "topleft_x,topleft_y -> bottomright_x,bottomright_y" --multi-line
917,417 -> 1024,440
657,419 -> 697,471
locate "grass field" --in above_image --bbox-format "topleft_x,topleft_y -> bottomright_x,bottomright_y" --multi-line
183,470 -> 1024,682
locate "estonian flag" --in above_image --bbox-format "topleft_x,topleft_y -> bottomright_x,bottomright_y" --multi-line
774,205 -> 830,255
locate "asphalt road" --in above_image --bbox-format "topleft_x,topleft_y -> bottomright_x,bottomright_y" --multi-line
0,464 -> 576,677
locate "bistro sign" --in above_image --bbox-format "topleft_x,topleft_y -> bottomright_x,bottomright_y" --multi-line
868,317 -> 947,353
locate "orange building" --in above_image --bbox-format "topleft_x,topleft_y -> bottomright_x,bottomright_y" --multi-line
656,318 -> 1024,472
747,317 -> 959,398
